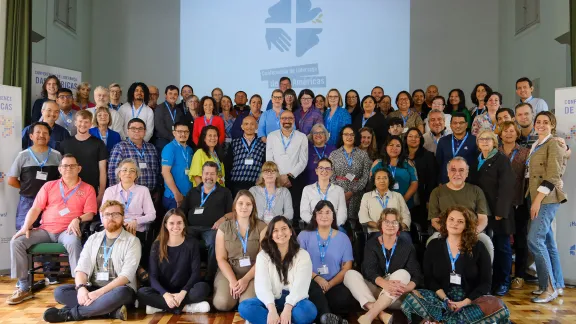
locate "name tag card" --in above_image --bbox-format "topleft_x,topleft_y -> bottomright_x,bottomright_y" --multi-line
450,273 -> 461,285
239,257 -> 251,267
59,208 -> 71,216
185,169 -> 190,175
225,138 -> 232,143
317,265 -> 329,275
244,158 -> 254,165
392,183 -> 400,190
194,207 -> 204,214
345,173 -> 356,181
139,162 -> 147,169
96,272 -> 109,281
36,171 -> 48,181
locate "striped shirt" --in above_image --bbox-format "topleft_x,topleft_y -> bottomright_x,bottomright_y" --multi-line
229,136 -> 266,183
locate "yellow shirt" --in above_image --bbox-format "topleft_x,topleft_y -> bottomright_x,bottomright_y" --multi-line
189,149 -> 226,187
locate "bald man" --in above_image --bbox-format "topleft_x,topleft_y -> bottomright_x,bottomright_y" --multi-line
148,85 -> 159,110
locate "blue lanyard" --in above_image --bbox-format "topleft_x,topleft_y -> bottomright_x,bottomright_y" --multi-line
316,182 -> 331,200
326,108 -> 335,126
317,229 -> 333,265
131,103 -> 144,119
401,112 -> 410,126
27,147 -> 51,168
485,114 -> 495,131
60,110 -> 73,129
446,240 -> 460,273
120,190 -> 133,209
380,240 -> 397,274
313,145 -> 326,159
242,137 -> 256,156
235,221 -> 250,255
477,153 -> 487,170
165,102 -> 176,124
102,237 -> 118,268
108,103 -> 116,111
59,180 -> 82,206
200,185 -> 216,207
362,112 -> 375,127
281,130 -> 295,152
95,128 -> 109,144
211,151 -> 222,172
389,165 -> 397,178
376,192 -> 389,209
509,149 -> 518,163
128,139 -> 145,159
204,115 -> 213,126
526,140 -> 548,166
451,133 -> 469,157
264,187 -> 276,211
343,148 -> 355,166
174,140 -> 190,166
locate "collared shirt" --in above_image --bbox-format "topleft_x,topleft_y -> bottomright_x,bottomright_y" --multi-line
108,140 -> 159,190
249,186 -> 294,223
323,107 -> 352,146
300,183 -> 347,225
265,129 -> 309,177
422,130 -> 448,154
229,136 -> 266,183
118,102 -> 155,142
181,184 -> 233,227
521,96 -> 549,114
295,107 -> 324,135
257,108 -> 283,138
102,183 -> 156,232
50,109 -> 77,136
8,148 -> 62,197
358,190 -> 411,232
371,160 -> 418,208
33,178 -> 97,233
161,140 -> 194,198
22,123 -> 70,151
189,149 -> 226,187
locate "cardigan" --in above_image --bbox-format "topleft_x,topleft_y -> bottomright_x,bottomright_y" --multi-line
526,136 -> 568,204
249,186 -> 294,223
352,112 -> 389,151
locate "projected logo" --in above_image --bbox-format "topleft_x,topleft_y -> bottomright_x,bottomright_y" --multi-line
265,0 -> 323,57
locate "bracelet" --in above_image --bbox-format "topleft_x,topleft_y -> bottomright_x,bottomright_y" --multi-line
312,274 -> 318,280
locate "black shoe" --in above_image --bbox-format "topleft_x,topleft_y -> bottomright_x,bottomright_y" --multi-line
43,307 -> 73,323
110,305 -> 128,321
320,313 -> 348,324
494,284 -> 510,296
524,274 -> 538,283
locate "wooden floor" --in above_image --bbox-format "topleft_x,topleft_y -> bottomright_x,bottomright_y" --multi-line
0,276 -> 573,323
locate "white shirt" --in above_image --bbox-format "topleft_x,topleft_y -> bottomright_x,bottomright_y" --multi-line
358,190 -> 411,233
422,130 -> 449,154
87,107 -> 125,137
266,129 -> 308,177
118,102 -> 155,141
300,182 -> 347,226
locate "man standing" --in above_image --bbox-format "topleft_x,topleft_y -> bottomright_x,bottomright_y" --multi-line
89,86 -> 124,134
60,111 -> 108,205
118,82 -> 155,141
108,83 -> 123,111
435,112 -> 477,184
181,161 -> 233,281
9,122 -> 62,229
7,154 -> 96,305
422,109 -> 450,154
148,85 -> 160,110
423,84 -> 439,116
258,89 -> 285,142
370,86 -> 384,103
233,90 -> 249,115
154,85 -> 184,153
23,101 -> 70,150
265,77 -> 291,110
177,84 -> 194,112
43,200 -> 140,322
516,77 -> 548,114
515,102 -> 539,148
161,122 -> 194,210
54,88 -> 77,136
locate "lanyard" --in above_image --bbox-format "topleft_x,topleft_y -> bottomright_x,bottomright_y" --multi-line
249,111 -> 261,123
299,109 -> 310,129
28,147 -> 51,168
120,189 -> 133,210
313,145 -> 326,159
235,221 -> 250,255
485,114 -> 495,131
389,164 -> 397,178
200,185 -> 216,207
60,110 -> 73,129
281,130 -> 295,152
128,139 -> 145,159
451,133 -> 469,157
401,111 -> 410,126
526,140 -> 548,166
376,192 -> 389,209
316,182 -> 331,200
108,103 -> 116,111
362,112 -> 375,127
102,237 -> 118,268
477,153 -> 487,171
317,228 -> 333,265
242,137 -> 256,156
59,180 -> 82,206
211,151 -> 222,172
446,240 -> 460,273
509,149 -> 518,163
96,128 -> 109,144
326,108 -> 334,126
174,140 -> 190,166
204,115 -> 213,126
131,103 -> 144,119
343,148 -> 355,166
381,239 -> 397,275
264,187 -> 276,211
165,102 -> 176,124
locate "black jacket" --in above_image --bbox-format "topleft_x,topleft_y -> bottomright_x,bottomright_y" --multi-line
180,183 -> 233,227
411,147 -> 438,207
352,112 -> 389,151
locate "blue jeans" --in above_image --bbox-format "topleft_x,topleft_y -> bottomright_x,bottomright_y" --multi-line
54,284 -> 135,320
16,196 -> 37,230
188,226 -> 217,281
527,202 -> 564,290
162,196 -> 177,211
239,291 -> 317,324
492,234 -> 512,287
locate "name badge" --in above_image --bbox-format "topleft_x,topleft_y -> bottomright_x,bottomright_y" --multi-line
96,272 -> 110,281
239,257 -> 251,267
59,208 -> 71,216
392,183 -> 400,190
185,169 -> 190,175
345,173 -> 356,181
450,273 -> 461,285
244,158 -> 254,165
139,162 -> 147,169
194,207 -> 204,214
225,138 -> 232,143
317,265 -> 329,275
36,171 -> 48,180
403,127 -> 409,133
384,273 -> 391,280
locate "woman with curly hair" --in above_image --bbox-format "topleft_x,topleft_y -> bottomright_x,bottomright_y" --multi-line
401,206 -> 510,324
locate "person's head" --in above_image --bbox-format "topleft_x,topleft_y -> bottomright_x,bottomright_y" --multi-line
298,89 -> 315,110
76,82 -> 91,101
93,86 -> 110,106
271,89 -> 284,109
515,102 -> 534,128
127,118 -> 146,142
41,75 -> 61,98
280,110 -> 295,131
283,89 -> 298,110
486,92 -> 502,112
41,100 -> 60,124
379,95 -> 392,113
378,208 -> 403,236
326,89 -> 343,108
372,168 -> 396,193
496,108 -> 515,125
241,115 -> 257,136
345,89 -> 360,108
261,215 -> 299,285
234,90 -> 248,106
447,157 -> 469,185
476,130 -> 498,152
56,88 -> 74,110
315,158 -> 333,181
361,95 -> 377,114
411,89 -> 425,106
156,208 -> 188,263
257,161 -> 282,187
308,123 -> 330,146
29,122 -> 51,147
59,153 -> 82,178
306,200 -> 338,231
499,121 -> 521,144
173,121 -> 190,144
315,95 -> 326,110
186,95 -> 200,115
100,200 -> 125,233
181,85 -> 194,101
371,86 -> 384,102
211,88 -> 223,103
115,158 -> 140,184
535,111 -> 556,136
249,94 -> 263,113
450,112 -> 468,136
359,127 -> 376,151
515,77 -> 534,100
439,206 -> 478,254
396,91 -> 413,111
199,96 -> 216,116
148,85 -> 159,106
431,95 -> 446,111
201,161 -> 219,188
221,95 -> 233,113
383,135 -> 404,160
279,77 -> 292,92
425,85 -> 439,103
406,127 -> 424,150
108,83 -> 122,102
93,106 -> 112,128
199,125 -> 219,152
232,190 -> 259,231
428,109 -> 446,134
337,125 -> 356,148
74,110 -> 93,134
471,83 -> 492,106
164,85 -> 179,106
388,117 -> 404,136
127,82 -> 150,104
448,89 -> 467,110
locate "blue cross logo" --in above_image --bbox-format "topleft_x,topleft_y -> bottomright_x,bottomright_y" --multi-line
570,245 -> 575,256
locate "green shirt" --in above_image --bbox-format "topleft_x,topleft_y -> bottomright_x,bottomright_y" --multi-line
428,183 -> 489,220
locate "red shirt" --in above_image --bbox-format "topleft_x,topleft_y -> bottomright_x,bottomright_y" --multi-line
192,115 -> 226,146
72,102 -> 96,111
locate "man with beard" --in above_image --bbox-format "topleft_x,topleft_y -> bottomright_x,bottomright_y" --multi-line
118,82 -> 155,141
53,88 -> 77,136
148,85 -> 160,110
88,86 -> 125,135
435,112 -> 477,184
370,86 -> 384,103
423,109 -> 451,154
233,90 -> 249,116
23,100 -> 70,150
43,200 -> 140,322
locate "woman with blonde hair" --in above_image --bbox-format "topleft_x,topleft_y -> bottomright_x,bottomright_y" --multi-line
73,82 -> 96,110
89,106 -> 122,153
249,161 -> 293,223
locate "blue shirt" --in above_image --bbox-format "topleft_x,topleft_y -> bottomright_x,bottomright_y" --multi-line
161,140 -> 194,198
371,160 -> 418,208
257,109 -> 295,138
88,127 -> 122,154
435,133 -> 478,184
22,123 -> 70,151
297,230 -> 353,280
324,107 -> 352,146
521,96 -> 549,114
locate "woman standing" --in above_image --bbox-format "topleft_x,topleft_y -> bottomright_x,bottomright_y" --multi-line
324,89 -> 352,146
345,89 -> 362,121
471,92 -> 501,136
32,75 -> 61,122
469,83 -> 493,125
137,209 -> 211,314
283,89 -> 300,112
526,112 -> 567,303
192,96 -> 225,146
315,94 -> 327,114
239,216 -> 317,324
73,82 -> 96,111
89,107 -> 122,154
304,124 -> 335,185
378,95 -> 394,117
296,89 -> 324,135
249,161 -> 293,224
189,126 -> 226,187
220,95 -> 236,149
388,91 -> 424,133
411,89 -> 426,118
181,95 -> 200,148
352,95 -> 388,150
475,130 -> 515,296
358,127 -> 379,162
213,190 -> 268,311
211,88 -> 223,113
447,89 -> 471,127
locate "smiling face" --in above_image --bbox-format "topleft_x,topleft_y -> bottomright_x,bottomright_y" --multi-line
284,93 -> 294,106
374,170 -> 390,192
446,210 -> 466,235
311,127 -> 327,146
315,160 -> 333,180
476,86 -> 487,102
515,105 -> 533,128
221,97 -> 233,112
360,130 -> 372,149
42,102 -> 60,124
78,85 -> 90,100
300,93 -> 313,110
342,127 -> 355,146
315,96 -> 325,109
315,205 -> 334,228
477,133 -> 495,152
363,97 -> 376,114
371,87 -> 384,102
449,91 -> 460,106
204,128 -> 218,148
235,92 -> 247,105
272,220 -> 292,246
497,110 -> 513,125
379,96 -> 392,112
212,89 -> 223,103
166,89 -> 179,106
173,125 -> 190,143
45,78 -> 59,96
241,115 -> 257,136
203,98 -> 214,115
535,114 -> 553,136
515,81 -> 533,100
280,111 -> 294,130
327,90 -> 340,108
386,139 -> 402,158
134,86 -> 145,101
486,94 -> 500,112
262,167 -> 278,183
272,91 -> 284,109
235,194 -> 254,219
406,130 -> 421,148
426,86 -> 438,102
118,161 -> 138,184
202,165 -> 218,187
96,110 -> 110,127
59,156 -> 81,178
181,86 -> 193,100
381,213 -> 400,236
412,91 -> 424,106
500,124 -> 518,144
30,124 -> 50,146
94,89 -> 109,106
75,116 -> 91,134
127,121 -> 146,142
102,205 -> 124,232
448,159 -> 468,185
346,91 -> 358,107
165,214 -> 185,237
250,96 -> 262,113
428,111 -> 445,134
110,86 -> 122,101
397,93 -> 410,111
450,117 -> 467,136
431,98 -> 445,111
279,79 -> 291,92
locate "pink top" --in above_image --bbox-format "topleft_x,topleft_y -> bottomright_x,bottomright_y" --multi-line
34,179 -> 97,234
192,115 -> 226,146
102,183 -> 156,232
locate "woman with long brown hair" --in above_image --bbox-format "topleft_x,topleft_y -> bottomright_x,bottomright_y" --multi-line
137,209 -> 211,315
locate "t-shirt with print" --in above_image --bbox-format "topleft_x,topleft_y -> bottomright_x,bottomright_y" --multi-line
90,236 -> 118,287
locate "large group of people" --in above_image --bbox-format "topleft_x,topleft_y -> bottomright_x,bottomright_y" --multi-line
4,74 -> 568,323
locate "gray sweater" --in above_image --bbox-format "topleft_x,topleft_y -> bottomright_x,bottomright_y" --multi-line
249,186 -> 293,223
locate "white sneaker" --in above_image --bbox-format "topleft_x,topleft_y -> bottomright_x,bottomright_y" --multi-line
146,305 -> 163,315
182,301 -> 210,313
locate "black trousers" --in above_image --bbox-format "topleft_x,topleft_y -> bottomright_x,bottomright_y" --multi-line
308,279 -> 358,322
287,175 -> 304,225
137,283 -> 210,313
513,204 -> 530,279
136,231 -> 152,269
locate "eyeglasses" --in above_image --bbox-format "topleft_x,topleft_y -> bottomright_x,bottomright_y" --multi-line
263,170 -> 276,175
119,168 -> 137,174
58,95 -> 73,99
128,127 -> 146,132
478,137 -> 493,142
174,130 -> 190,134
272,96 -> 283,100
301,97 -> 313,101
328,95 -> 339,99
102,212 -> 123,219
317,166 -> 333,172
312,131 -> 325,136
284,95 -> 294,99
383,220 -> 399,227
60,164 -> 78,169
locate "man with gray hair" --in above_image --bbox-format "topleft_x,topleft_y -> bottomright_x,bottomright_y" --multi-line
88,86 -> 125,136
422,109 -> 450,154
23,100 -> 70,150
108,83 -> 123,111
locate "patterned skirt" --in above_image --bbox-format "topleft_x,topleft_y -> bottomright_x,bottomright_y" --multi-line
401,286 -> 510,324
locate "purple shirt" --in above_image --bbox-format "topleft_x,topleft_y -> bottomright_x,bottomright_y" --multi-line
304,142 -> 335,185
295,107 -> 324,135
102,183 -> 156,232
297,230 -> 353,280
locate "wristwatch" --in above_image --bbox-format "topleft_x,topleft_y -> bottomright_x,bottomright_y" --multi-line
76,216 -> 82,224
75,284 -> 89,291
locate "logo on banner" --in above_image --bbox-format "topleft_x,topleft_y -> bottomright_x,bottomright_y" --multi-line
0,116 -> 15,138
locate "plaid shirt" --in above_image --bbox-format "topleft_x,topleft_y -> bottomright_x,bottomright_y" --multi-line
108,140 -> 159,190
